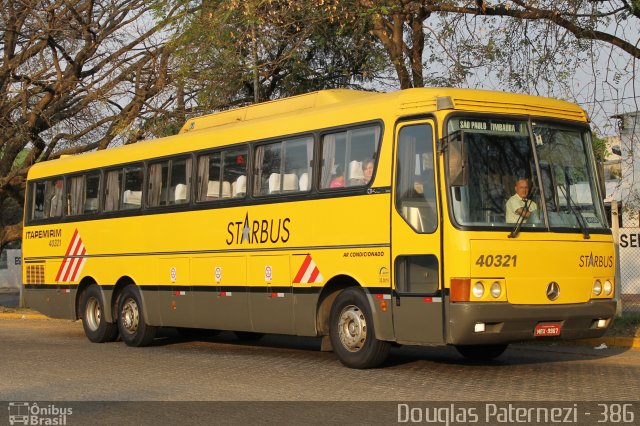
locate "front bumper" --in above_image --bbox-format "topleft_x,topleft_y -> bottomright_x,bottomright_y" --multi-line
447,299 -> 617,345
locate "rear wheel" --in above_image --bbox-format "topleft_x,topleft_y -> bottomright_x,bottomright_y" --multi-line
456,344 -> 508,360
80,284 -> 118,343
117,285 -> 157,347
329,288 -> 390,369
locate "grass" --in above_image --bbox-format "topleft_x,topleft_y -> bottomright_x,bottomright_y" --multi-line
607,312 -> 640,337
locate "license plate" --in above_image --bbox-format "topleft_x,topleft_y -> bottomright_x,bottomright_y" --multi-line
534,323 -> 562,337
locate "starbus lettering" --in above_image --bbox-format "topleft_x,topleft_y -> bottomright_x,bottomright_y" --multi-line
226,213 -> 290,245
578,252 -> 613,268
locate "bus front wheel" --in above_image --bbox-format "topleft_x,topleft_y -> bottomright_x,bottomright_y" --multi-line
329,288 -> 390,369
80,284 -> 118,343
117,285 -> 157,347
455,344 -> 508,360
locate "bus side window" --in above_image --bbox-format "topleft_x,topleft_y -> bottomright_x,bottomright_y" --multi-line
84,173 -> 100,214
170,158 -> 191,204
197,152 -> 222,200
45,178 -> 64,218
104,169 -> 122,212
31,182 -> 46,220
68,173 -> 100,216
320,125 -> 380,189
254,142 -> 282,196
121,166 -> 143,209
31,179 -> 63,220
395,124 -> 437,233
284,137 -> 313,192
223,149 -> 248,198
148,161 -> 168,207
254,137 -> 312,196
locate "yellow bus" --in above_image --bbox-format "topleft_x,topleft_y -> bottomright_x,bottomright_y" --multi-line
22,88 -> 616,368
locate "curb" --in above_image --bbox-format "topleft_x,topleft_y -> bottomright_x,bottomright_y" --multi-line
0,312 -> 50,320
572,337 -> 640,349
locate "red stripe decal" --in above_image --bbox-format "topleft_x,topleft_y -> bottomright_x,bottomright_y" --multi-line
55,229 -> 89,283
55,259 -> 69,282
293,255 -> 312,283
62,241 -> 83,282
308,267 -> 320,283
64,229 -> 79,258
68,247 -> 86,282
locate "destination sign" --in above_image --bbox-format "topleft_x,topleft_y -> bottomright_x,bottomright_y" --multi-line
459,119 -> 522,133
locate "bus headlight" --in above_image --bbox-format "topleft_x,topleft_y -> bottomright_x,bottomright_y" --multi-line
593,280 -> 602,296
603,280 -> 613,296
490,281 -> 502,298
472,282 -> 485,298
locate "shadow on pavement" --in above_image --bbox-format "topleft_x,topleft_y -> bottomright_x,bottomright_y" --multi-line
144,327 -> 633,368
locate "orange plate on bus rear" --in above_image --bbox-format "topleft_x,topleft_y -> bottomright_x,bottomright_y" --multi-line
534,323 -> 562,337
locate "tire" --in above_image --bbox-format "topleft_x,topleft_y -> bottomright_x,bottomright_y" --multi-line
329,287 -> 390,369
234,331 -> 265,341
80,284 -> 118,343
117,285 -> 157,347
455,344 -> 508,360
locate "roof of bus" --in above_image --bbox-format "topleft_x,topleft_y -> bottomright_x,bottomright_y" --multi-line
27,87 -> 588,180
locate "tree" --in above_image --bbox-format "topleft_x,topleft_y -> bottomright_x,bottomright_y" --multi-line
0,0 -> 187,250
341,1 -> 639,89
169,0 -> 386,115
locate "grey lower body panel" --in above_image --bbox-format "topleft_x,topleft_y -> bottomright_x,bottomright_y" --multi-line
143,286 -> 320,336
24,287 -> 77,320
447,299 -> 617,345
24,285 -> 323,337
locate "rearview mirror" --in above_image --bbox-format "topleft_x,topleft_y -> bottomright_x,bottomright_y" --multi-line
446,131 -> 467,186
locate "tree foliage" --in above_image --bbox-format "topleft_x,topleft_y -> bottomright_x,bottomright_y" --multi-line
0,0 -> 186,249
327,1 -> 639,91
170,0 -> 386,115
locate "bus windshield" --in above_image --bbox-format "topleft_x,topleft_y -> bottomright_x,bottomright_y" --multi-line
447,117 -> 607,231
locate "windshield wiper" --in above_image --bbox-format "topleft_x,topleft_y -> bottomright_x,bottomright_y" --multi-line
508,185 -> 539,239
558,185 -> 590,239
508,197 -> 531,239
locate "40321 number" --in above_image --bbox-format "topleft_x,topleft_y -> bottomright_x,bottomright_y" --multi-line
475,254 -> 517,267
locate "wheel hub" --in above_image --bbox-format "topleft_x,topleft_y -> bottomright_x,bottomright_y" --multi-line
121,298 -> 139,334
338,305 -> 367,352
85,297 -> 101,331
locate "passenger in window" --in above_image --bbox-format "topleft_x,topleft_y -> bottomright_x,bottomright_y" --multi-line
348,159 -> 375,186
505,178 -> 538,223
329,165 -> 345,188
330,174 -> 345,188
362,159 -> 374,184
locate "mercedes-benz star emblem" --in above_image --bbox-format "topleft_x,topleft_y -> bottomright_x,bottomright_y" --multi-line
546,282 -> 560,301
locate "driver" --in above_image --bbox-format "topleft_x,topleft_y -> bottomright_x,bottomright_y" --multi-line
506,178 -> 538,223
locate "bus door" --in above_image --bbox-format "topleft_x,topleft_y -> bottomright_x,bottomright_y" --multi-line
391,120 -> 444,344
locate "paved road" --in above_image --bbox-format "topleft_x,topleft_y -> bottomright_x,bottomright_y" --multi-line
1,318 -> 639,425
